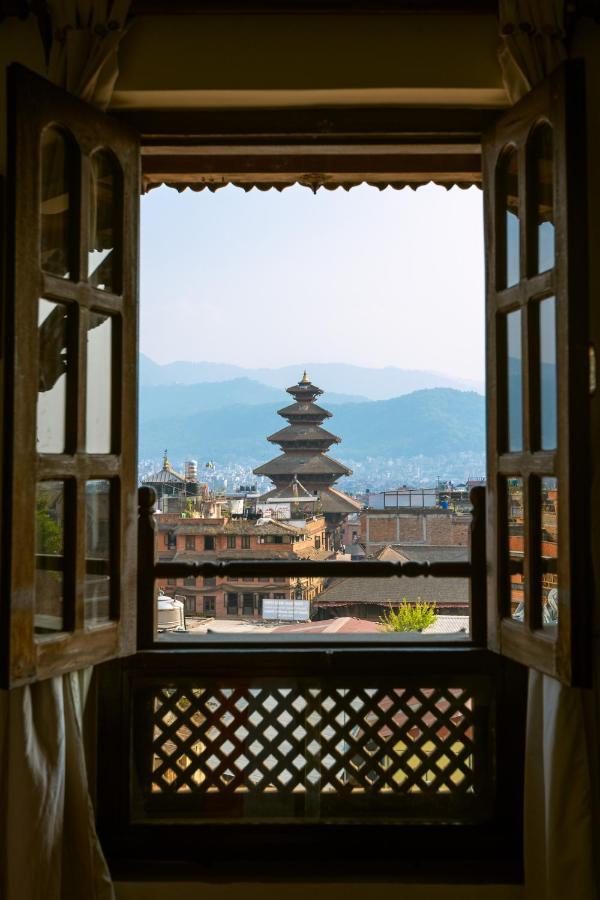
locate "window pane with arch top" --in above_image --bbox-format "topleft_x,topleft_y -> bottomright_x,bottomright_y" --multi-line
86,312 -> 113,453
539,296 -> 557,450
37,298 -> 68,454
497,147 -> 520,289
506,478 -> 525,622
41,126 -> 75,279
85,479 -> 113,627
88,150 -> 121,293
35,480 -> 67,635
540,477 -> 559,627
505,309 -> 523,452
529,123 -> 555,275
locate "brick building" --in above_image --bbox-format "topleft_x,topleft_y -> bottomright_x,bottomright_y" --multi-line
157,514 -> 330,619
360,507 -> 470,554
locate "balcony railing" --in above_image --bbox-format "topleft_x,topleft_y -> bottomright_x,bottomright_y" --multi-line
137,485 -> 488,647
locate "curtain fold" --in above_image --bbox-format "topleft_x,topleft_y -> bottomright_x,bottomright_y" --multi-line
524,670 -> 599,899
498,0 -> 567,104
46,0 -> 132,110
0,671 -> 114,900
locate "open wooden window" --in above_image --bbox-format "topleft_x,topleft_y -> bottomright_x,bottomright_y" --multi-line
1,65 -> 140,687
484,62 -> 590,685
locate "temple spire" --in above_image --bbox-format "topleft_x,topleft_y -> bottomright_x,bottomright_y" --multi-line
253,375 -> 351,486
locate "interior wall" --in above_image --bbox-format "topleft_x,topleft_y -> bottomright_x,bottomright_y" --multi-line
113,13 -> 506,109
0,17 -> 45,175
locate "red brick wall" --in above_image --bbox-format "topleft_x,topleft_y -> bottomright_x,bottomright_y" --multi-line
360,511 -> 470,548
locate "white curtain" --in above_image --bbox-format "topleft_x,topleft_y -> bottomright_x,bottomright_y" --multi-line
0,671 -> 114,900
524,670 -> 599,899
498,0 -> 567,103
46,0 -> 132,110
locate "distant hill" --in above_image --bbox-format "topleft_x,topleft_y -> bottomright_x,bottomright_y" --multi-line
138,388 -> 485,465
139,353 -> 484,400
139,379 -> 365,427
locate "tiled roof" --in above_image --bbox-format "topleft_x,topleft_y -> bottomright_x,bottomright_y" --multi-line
375,545 -> 410,563
318,486 -> 363,514
315,575 -> 469,607
277,401 -> 332,419
254,452 -> 351,477
424,615 -> 470,634
158,520 -> 302,536
267,424 -> 341,444
390,545 -> 470,563
143,467 -> 185,484
273,617 -> 380,634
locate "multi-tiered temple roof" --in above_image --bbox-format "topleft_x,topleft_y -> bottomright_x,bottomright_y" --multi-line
254,372 -> 362,516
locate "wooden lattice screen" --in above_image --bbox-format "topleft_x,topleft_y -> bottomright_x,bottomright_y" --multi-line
131,675 -> 494,822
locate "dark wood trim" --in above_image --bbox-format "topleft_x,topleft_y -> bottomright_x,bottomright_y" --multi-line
128,0 -> 499,14
96,649 -> 526,883
117,107 -> 498,148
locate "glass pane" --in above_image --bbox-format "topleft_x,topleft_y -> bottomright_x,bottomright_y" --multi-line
539,297 -> 557,450
541,477 -> 559,626
88,150 -> 120,292
41,126 -> 74,278
35,481 -> 66,634
507,478 -> 525,621
86,313 -> 112,453
37,299 -> 68,453
530,123 -> 555,274
506,309 -> 523,451
498,147 -> 520,288
85,479 -> 112,627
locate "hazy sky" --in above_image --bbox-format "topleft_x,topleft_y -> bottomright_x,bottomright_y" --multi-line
140,182 -> 484,382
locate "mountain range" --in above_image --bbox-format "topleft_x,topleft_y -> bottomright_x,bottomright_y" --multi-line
140,353 -> 483,400
139,386 -> 485,465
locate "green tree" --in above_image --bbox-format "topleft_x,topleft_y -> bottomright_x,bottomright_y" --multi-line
36,497 -> 62,555
378,600 -> 437,633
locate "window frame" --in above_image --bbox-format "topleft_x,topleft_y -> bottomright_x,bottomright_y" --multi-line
88,83 -> 549,883
483,62 -> 590,685
1,64 -> 139,688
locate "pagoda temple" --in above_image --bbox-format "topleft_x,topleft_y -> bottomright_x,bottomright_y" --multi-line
254,373 -> 362,538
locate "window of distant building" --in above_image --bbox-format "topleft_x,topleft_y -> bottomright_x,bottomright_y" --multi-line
166,531 -> 177,550
167,578 -> 176,587
242,577 -> 253,583
226,593 -> 238,615
184,596 -> 196,615
315,537 -> 321,550
204,536 -> 215,550
242,593 -> 255,615
204,576 -> 216,588
274,593 -> 286,600
203,596 -> 216,614
184,575 -> 196,586
185,535 -> 196,551
241,535 -> 251,549
227,535 -> 236,549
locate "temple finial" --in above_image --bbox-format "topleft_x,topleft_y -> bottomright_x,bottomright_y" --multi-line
163,449 -> 169,470
300,370 -> 310,384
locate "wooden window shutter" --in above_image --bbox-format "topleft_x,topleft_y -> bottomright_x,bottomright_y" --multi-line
484,61 -> 590,684
1,65 -> 140,686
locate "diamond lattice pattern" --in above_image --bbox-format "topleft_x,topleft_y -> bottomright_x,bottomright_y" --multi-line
149,685 -> 476,797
